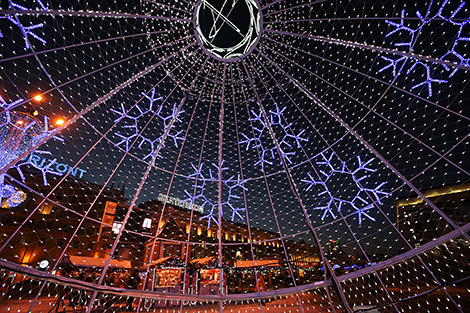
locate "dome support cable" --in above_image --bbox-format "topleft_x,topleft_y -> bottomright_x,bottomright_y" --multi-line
239,60 -> 308,313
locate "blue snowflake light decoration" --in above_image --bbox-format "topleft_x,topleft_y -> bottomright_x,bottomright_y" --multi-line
239,103 -> 308,170
302,152 -> 390,225
0,0 -> 48,49
379,0 -> 469,97
182,161 -> 247,228
111,88 -> 185,162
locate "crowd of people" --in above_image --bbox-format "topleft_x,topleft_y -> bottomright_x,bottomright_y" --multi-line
57,257 -> 142,311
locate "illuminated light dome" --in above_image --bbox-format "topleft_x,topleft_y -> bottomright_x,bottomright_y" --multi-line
0,1 -> 469,312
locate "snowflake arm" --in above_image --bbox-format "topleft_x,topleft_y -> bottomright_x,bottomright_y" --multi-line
353,204 -> 376,225
15,151 -> 62,186
314,199 -> 337,220
199,204 -> 219,228
378,56 -> 407,77
361,182 -> 391,205
286,129 -> 308,148
0,96 -> 23,110
268,103 -> 286,125
301,173 -> 324,191
5,1 -> 49,49
409,62 -> 447,97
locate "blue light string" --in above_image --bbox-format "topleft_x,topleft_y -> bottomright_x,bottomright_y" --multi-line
111,88 -> 185,162
301,152 -> 391,225
182,161 -> 247,229
1,1 -> 48,49
380,0 -> 469,97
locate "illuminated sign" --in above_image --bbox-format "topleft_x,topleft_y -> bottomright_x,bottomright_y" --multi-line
21,153 -> 87,179
157,193 -> 203,213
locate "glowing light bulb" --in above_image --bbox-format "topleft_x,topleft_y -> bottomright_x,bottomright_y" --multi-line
33,95 -> 43,101
55,118 -> 65,126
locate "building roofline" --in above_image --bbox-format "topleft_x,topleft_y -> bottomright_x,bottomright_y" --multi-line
396,182 -> 470,207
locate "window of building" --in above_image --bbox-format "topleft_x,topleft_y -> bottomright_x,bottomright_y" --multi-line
19,236 -> 27,245
142,218 -> 152,229
1,199 -> 9,209
39,203 -> 53,215
112,222 -> 122,234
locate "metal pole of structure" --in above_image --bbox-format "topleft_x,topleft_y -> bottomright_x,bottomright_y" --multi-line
241,54 -> 352,311
231,64 -> 265,312
177,59 -> 213,313
216,62 -> 227,313
240,60 -> 307,313
131,51 -> 207,313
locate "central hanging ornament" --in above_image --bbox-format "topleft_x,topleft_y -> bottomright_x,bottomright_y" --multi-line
194,0 -> 261,61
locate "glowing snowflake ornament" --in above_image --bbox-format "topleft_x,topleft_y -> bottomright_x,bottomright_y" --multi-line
380,0 -> 470,97
182,161 -> 247,228
302,152 -> 391,225
0,0 -> 48,49
111,88 -> 185,162
239,103 -> 308,170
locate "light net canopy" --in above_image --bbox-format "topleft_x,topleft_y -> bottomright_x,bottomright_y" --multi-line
0,0 -> 469,312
